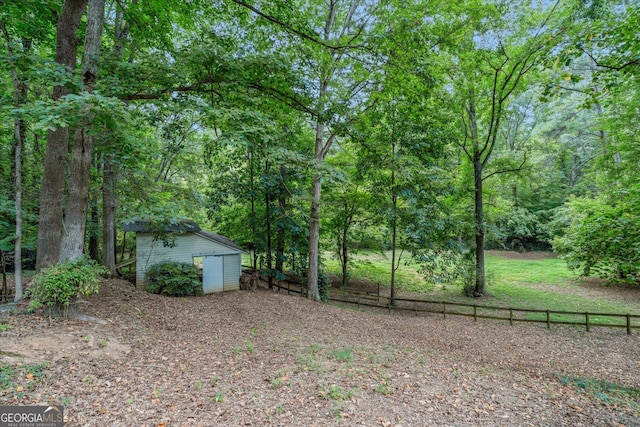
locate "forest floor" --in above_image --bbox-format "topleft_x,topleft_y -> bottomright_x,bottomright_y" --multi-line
1,275 -> 640,426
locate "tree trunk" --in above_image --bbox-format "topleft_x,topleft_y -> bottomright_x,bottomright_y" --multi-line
101,2 -> 128,275
306,122 -> 325,301
341,217 -> 348,289
265,160 -> 273,289
473,159 -> 486,296
390,193 -> 398,305
390,140 -> 397,305
59,0 -> 104,262
60,130 -> 94,261
275,165 -> 286,275
102,156 -> 118,275
88,196 -> 100,262
249,148 -> 258,271
35,0 -> 88,270
13,107 -> 23,303
465,91 -> 487,297
1,22 -> 28,301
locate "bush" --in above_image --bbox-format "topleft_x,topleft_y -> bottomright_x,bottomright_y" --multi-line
27,258 -> 108,313
554,190 -> 640,284
145,261 -> 202,297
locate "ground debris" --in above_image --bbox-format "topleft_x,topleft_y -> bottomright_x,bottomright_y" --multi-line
0,279 -> 638,426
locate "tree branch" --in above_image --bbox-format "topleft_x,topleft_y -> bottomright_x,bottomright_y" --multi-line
482,151 -> 527,182
582,48 -> 640,72
228,0 -> 366,51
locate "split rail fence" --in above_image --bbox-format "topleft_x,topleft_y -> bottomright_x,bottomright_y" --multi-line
247,268 -> 640,335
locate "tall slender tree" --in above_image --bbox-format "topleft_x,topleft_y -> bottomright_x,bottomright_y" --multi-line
453,0 -> 567,296
0,19 -> 28,301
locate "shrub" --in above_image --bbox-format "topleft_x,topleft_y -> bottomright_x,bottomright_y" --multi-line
554,191 -> 640,284
145,261 -> 202,297
27,258 -> 108,313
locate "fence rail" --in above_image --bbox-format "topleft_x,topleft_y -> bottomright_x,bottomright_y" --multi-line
243,268 -> 640,335
329,292 -> 640,335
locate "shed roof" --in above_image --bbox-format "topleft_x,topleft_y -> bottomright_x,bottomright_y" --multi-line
123,218 -> 200,233
194,230 -> 245,253
123,218 -> 245,253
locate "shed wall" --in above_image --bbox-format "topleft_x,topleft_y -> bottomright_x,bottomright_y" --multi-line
223,254 -> 241,291
135,233 -> 241,288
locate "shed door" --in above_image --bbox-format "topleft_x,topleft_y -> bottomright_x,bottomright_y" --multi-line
202,255 -> 224,293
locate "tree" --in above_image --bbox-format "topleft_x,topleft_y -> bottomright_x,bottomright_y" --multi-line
302,0 -> 381,300
35,0 -> 88,270
323,153 -> 378,290
59,0 -> 105,262
551,0 -> 640,283
452,0 -> 567,296
1,18 -> 27,301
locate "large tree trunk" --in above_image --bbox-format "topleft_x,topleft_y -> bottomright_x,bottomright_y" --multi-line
306,122 -> 325,301
60,128 -> 94,260
59,0 -> 105,262
36,0 -> 88,270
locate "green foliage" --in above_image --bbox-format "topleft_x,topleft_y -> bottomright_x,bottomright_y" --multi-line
26,259 -> 108,311
145,261 -> 203,297
554,190 -> 640,284
413,250 -> 474,294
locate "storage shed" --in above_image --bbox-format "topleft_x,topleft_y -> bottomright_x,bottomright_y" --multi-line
123,219 -> 246,293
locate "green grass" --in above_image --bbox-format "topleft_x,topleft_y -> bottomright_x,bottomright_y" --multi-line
324,251 -> 427,292
0,364 -> 14,390
329,347 -> 353,362
560,376 -> 640,411
325,250 -> 640,319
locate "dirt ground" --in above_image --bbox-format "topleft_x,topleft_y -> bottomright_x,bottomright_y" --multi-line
1,278 -> 640,427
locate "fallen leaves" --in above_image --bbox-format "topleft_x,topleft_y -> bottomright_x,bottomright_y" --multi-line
1,279 -> 638,426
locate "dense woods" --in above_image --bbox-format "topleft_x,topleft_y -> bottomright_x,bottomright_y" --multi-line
1,0 -> 639,303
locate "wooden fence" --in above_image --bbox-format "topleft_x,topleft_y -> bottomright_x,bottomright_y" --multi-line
245,268 -> 640,335
329,291 -> 640,335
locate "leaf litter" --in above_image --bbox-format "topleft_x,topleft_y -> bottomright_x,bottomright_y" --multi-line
0,278 -> 639,426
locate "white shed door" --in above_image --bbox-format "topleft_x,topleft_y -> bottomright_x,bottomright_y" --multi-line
202,255 -> 224,293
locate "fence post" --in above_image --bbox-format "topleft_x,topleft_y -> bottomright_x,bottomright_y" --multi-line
627,313 -> 631,335
546,310 -> 550,329
509,308 -> 513,326
473,305 -> 477,322
442,302 -> 446,319
585,312 -> 590,332
414,299 -> 417,317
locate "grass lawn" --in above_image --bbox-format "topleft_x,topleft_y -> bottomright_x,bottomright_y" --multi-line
323,250 -> 640,320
